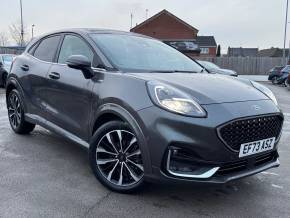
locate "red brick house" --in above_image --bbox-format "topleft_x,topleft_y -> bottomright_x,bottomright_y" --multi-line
196,36 -> 217,56
130,9 -> 217,57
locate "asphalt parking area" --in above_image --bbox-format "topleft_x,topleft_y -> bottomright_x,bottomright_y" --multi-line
0,83 -> 289,218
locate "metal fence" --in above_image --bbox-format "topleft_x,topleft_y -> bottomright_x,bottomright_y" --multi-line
0,46 -> 25,55
196,57 -> 287,75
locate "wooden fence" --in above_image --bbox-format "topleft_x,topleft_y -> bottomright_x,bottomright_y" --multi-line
196,57 -> 287,75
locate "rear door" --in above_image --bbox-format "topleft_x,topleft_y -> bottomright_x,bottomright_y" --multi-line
44,34 -> 95,140
17,35 -> 61,119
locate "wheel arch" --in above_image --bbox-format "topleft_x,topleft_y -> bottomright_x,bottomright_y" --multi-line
6,78 -> 27,112
90,103 -> 152,175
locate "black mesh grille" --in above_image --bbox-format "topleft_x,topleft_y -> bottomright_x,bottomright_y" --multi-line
218,115 -> 283,151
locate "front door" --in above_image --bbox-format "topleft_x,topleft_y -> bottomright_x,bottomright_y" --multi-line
45,34 -> 95,141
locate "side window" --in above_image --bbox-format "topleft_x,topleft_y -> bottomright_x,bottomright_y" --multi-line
33,35 -> 60,62
58,35 -> 94,64
28,42 -> 39,55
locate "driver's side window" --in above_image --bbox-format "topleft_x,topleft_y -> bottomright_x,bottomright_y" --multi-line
58,35 -> 94,65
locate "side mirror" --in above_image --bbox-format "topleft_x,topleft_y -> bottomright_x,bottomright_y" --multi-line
0,62 -> 3,67
66,55 -> 95,79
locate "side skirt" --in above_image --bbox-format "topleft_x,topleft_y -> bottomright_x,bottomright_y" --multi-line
25,113 -> 90,149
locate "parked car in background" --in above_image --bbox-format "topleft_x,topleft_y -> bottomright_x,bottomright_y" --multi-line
197,60 -> 238,77
276,65 -> 290,86
0,54 -> 15,87
286,73 -> 290,90
7,29 -> 283,193
268,66 -> 285,84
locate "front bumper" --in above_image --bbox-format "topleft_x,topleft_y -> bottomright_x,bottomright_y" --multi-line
137,99 -> 283,184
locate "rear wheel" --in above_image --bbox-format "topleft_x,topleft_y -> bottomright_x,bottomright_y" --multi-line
89,121 -> 145,193
7,89 -> 35,134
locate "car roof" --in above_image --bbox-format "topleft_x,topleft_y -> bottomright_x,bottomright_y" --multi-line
37,28 -> 151,39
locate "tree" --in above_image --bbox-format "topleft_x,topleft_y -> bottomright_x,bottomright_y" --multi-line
0,32 -> 9,46
9,22 -> 30,46
216,44 -> 221,57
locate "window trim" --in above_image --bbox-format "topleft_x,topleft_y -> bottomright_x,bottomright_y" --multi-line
31,34 -> 62,63
26,31 -> 114,71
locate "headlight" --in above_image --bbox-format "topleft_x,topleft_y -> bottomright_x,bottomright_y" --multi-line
251,81 -> 278,106
147,81 -> 206,117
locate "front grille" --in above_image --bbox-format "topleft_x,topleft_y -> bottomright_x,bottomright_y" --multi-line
216,151 -> 278,176
218,115 -> 283,151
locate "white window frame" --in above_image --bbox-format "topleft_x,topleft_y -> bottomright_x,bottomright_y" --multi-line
200,47 -> 209,54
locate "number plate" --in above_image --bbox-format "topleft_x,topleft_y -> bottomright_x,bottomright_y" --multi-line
239,137 -> 276,158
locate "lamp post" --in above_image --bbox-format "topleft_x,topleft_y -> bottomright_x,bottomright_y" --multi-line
19,0 -> 24,46
31,24 -> 35,39
283,0 -> 289,62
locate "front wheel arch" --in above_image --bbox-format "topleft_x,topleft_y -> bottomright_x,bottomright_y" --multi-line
90,103 -> 152,176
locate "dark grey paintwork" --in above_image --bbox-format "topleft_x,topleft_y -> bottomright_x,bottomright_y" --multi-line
6,29 -> 283,184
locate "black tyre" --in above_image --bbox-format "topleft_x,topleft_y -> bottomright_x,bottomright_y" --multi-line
7,89 -> 35,134
89,121 -> 145,193
2,72 -> 7,88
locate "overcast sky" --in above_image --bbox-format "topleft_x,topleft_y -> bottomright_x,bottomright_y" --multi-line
0,0 -> 288,53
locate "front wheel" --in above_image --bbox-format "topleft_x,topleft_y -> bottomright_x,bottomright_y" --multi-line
89,121 -> 145,193
7,89 -> 35,134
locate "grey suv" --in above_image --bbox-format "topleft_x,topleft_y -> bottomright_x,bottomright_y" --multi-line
6,29 -> 283,193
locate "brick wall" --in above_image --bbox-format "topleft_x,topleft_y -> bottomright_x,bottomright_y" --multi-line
199,47 -> 217,57
131,13 -> 197,40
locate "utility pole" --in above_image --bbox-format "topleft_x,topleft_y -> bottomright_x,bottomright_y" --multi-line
146,9 -> 149,19
283,0 -> 289,62
20,0 -> 24,46
130,13 -> 133,29
31,24 -> 35,39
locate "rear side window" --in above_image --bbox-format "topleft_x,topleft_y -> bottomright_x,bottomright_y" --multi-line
33,35 -> 61,62
58,35 -> 94,64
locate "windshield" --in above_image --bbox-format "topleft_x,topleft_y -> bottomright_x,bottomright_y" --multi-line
90,34 -> 203,72
199,61 -> 220,70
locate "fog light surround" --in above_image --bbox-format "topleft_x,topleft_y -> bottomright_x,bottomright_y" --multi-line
166,147 -> 219,179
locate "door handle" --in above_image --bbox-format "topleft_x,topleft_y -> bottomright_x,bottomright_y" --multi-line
48,72 -> 60,80
21,64 -> 29,71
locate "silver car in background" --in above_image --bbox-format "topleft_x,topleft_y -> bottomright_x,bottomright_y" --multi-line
198,60 -> 238,77
0,54 -> 15,87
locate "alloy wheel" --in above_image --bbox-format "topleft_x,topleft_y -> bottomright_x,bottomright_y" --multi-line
8,92 -> 22,129
284,79 -> 289,87
272,77 -> 278,85
96,129 -> 144,187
